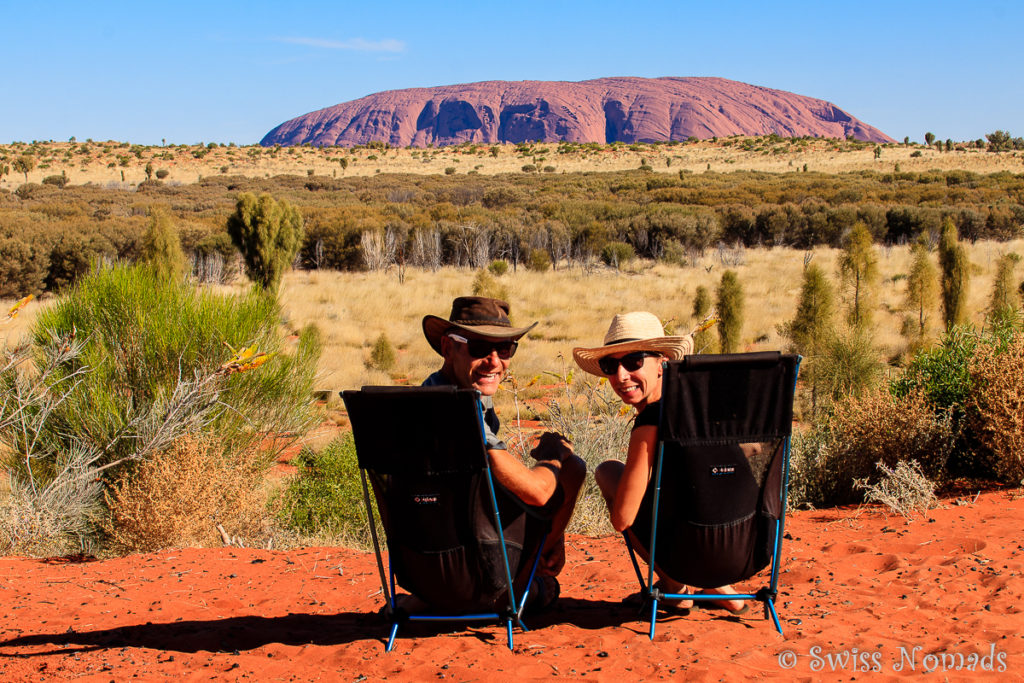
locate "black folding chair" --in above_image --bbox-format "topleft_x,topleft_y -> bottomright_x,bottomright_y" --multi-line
623,352 -> 801,638
341,385 -> 547,652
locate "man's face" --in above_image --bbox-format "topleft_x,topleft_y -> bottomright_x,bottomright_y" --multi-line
440,334 -> 512,396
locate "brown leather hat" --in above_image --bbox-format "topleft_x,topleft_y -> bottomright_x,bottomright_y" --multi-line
422,296 -> 537,356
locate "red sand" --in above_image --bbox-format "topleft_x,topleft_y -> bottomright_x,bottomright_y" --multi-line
1,489 -> 1022,681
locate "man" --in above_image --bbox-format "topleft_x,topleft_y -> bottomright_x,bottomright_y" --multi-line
421,296 -> 585,609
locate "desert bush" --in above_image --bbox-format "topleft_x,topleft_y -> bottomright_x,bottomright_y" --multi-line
487,259 -> 509,276
0,237 -> 49,297
788,388 -> 954,508
276,433 -> 374,546
102,435 -> 271,553
28,263 -> 321,486
42,174 -> 68,189
471,268 -> 509,301
716,270 -> 744,353
226,192 -> 305,293
814,327 -> 883,406
527,248 -> 551,272
155,169 -> 169,179
0,335 -> 105,555
939,218 -> 970,330
986,252 -> 1021,327
691,285 -> 717,353
140,206 -> 186,281
600,241 -> 635,269
367,332 -> 396,372
854,460 -> 938,519
966,335 -> 1024,483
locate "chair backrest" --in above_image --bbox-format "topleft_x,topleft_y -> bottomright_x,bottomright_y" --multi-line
649,352 -> 800,589
341,385 -> 528,613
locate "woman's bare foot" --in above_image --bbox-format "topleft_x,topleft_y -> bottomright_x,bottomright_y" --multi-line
654,579 -> 693,609
705,584 -> 748,614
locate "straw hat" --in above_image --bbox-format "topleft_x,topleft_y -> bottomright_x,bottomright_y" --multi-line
572,311 -> 693,376
422,296 -> 537,356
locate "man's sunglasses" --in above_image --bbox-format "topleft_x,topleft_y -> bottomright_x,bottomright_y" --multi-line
598,351 -> 661,375
448,333 -> 518,360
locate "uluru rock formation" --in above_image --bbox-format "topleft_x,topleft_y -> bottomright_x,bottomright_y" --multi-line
261,77 -> 893,148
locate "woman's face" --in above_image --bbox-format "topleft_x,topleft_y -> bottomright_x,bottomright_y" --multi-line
603,351 -> 664,410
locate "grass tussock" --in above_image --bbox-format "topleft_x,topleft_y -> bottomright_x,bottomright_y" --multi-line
102,436 -> 273,554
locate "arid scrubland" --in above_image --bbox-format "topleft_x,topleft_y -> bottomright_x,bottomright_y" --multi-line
3,136 -> 1024,552
275,238 -> 1024,417
2,136 -> 1024,191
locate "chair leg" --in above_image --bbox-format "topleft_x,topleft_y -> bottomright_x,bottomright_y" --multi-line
765,598 -> 784,635
505,618 -> 514,651
385,621 -> 400,652
648,597 -> 659,640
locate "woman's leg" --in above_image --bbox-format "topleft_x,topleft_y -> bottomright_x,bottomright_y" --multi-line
595,460 -> 692,607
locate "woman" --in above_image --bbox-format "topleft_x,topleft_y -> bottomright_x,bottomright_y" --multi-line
573,311 -> 746,613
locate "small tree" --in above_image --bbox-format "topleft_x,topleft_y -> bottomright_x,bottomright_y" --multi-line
924,132 -> 936,147
987,252 -> 1021,326
938,218 -> 970,330
140,206 -> 186,281
904,235 -> 939,341
144,162 -> 154,180
716,270 -> 744,353
12,155 -> 35,182
226,192 -> 305,294
838,222 -> 879,329
782,263 -> 836,415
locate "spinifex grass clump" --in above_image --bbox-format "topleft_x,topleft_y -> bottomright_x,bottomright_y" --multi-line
1,263 -> 321,554
536,363 -> 631,536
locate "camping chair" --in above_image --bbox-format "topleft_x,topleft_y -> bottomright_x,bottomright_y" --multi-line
341,385 -> 548,652
623,351 -> 801,638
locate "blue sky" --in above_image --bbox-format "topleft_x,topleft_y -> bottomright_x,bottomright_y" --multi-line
3,0 -> 1021,146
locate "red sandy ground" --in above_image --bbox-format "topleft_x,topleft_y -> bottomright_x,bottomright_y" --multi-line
1,489 -> 1022,682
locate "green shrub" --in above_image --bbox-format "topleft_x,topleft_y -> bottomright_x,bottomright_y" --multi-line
155,169 -> 169,179
140,206 -> 186,282
42,174 -> 68,188
471,268 -> 509,301
600,241 -> 635,269
527,248 -> 551,272
367,332 -> 396,372
226,192 -> 305,294
716,270 -> 744,353
26,263 -> 321,486
276,433 -> 374,545
487,259 -> 509,276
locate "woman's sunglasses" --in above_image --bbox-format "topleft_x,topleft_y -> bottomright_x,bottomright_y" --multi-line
598,351 -> 660,375
448,333 -> 518,360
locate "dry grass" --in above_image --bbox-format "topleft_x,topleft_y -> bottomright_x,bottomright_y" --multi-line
3,139 -> 1023,192
102,436 -> 275,554
270,239 -> 1024,416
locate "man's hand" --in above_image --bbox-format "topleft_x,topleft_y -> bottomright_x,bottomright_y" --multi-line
530,432 -> 573,463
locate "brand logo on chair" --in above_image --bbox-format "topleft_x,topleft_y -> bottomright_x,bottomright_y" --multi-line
710,465 -> 736,476
412,494 -> 439,504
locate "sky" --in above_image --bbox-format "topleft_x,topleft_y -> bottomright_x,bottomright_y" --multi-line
3,0 -> 1021,146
